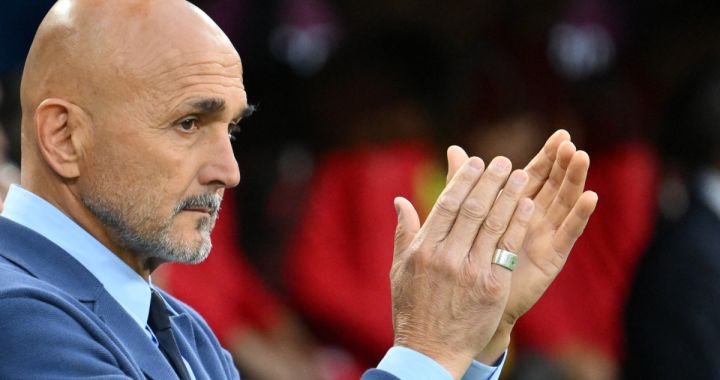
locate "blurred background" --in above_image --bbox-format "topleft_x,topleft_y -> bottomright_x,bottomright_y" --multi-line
4,0 -> 720,379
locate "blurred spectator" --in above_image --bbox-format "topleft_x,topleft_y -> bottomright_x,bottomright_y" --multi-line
283,28 -> 448,365
624,57 -> 720,379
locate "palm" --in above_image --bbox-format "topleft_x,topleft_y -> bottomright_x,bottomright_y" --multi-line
446,130 -> 597,325
508,134 -> 596,323
506,210 -> 568,323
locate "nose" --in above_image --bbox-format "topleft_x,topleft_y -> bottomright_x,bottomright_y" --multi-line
198,128 -> 241,189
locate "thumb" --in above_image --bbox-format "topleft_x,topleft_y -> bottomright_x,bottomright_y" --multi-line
393,196 -> 420,260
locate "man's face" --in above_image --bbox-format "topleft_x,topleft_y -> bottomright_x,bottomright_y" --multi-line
78,50 -> 246,265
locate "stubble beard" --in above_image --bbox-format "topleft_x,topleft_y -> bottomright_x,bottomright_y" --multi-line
81,192 -> 221,265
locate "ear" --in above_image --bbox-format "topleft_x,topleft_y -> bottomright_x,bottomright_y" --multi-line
34,99 -> 89,179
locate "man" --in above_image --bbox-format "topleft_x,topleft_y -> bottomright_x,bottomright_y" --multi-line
0,0 -> 597,379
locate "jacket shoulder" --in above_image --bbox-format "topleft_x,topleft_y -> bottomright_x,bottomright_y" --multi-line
0,263 -> 143,379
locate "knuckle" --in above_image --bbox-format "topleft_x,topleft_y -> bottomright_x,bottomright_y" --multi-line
499,187 -> 519,200
435,194 -> 462,216
407,248 -> 431,269
434,255 -> 460,276
499,237 -> 522,254
430,243 -> 459,269
483,215 -> 508,236
456,166 -> 479,184
475,274 -> 504,303
459,199 -> 488,222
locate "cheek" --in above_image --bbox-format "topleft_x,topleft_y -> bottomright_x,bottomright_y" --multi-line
81,121 -> 203,211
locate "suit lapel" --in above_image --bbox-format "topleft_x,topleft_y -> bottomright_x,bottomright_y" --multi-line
93,291 -> 179,380
171,313 -> 212,379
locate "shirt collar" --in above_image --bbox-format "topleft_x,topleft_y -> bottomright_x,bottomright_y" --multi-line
1,184 -> 152,330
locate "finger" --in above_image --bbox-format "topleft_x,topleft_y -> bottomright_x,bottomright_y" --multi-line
530,141 -> 576,215
545,150 -> 590,228
420,157 -> 485,243
393,196 -> 421,261
491,197 -> 534,278
466,167 -> 528,267
447,145 -> 470,184
523,129 -> 571,196
552,191 -> 598,257
442,157 -> 514,259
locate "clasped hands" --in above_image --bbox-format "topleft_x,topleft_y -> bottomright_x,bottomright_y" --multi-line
390,130 -> 598,379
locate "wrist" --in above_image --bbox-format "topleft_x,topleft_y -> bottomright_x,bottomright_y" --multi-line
475,320 -> 514,365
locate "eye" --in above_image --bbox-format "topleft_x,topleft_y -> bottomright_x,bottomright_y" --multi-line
177,117 -> 199,133
228,122 -> 242,142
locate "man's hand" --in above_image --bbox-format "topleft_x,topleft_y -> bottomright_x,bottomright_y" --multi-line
446,130 -> 598,363
391,155 -> 535,379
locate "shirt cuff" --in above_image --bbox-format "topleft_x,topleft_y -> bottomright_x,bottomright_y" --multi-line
462,351 -> 506,380
377,346 -> 507,380
377,346 -> 453,380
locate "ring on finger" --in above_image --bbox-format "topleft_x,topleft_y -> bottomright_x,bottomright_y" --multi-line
492,248 -> 518,271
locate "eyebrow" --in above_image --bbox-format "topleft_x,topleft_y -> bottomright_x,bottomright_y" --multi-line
190,97 -> 226,114
241,104 -> 257,120
187,97 -> 256,121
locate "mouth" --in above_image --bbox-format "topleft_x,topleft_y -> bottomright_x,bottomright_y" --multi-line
183,207 -> 214,214
176,193 -> 222,217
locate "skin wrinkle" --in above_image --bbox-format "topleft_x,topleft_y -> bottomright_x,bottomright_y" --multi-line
143,63 -> 246,127
140,61 -> 243,91
19,0 -> 246,278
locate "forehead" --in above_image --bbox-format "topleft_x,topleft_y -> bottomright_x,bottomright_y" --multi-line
128,49 -> 247,118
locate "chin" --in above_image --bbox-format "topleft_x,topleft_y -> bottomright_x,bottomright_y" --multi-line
162,239 -> 211,264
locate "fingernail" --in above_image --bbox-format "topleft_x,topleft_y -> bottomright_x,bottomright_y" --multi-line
468,157 -> 483,170
489,157 -> 511,173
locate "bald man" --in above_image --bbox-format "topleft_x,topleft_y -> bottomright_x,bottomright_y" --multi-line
0,1 -> 597,379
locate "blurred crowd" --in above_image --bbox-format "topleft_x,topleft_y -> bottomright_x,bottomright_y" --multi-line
3,0 -> 720,379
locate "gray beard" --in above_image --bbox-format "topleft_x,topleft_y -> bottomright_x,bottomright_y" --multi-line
81,193 -> 221,264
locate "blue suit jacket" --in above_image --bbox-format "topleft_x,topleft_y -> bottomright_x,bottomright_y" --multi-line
0,216 -> 399,379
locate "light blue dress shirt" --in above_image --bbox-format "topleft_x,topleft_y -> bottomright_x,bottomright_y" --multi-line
1,184 -> 506,380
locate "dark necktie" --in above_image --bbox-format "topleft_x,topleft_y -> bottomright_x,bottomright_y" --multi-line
148,290 -> 192,380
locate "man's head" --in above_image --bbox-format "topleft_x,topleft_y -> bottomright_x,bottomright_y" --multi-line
20,0 -> 246,271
